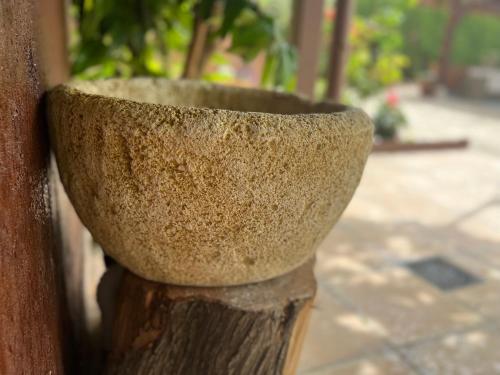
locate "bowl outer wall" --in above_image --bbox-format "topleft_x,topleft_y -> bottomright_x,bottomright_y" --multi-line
48,81 -> 373,286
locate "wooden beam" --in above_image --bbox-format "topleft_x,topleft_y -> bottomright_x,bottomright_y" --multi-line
182,12 -> 211,79
438,0 -> 464,85
326,0 -> 355,102
0,0 -> 72,372
39,0 -> 70,86
39,1 -> 97,371
38,1 -> 106,372
291,0 -> 325,98
104,261 -> 316,375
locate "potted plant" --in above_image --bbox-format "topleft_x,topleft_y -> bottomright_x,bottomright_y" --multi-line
373,90 -> 407,141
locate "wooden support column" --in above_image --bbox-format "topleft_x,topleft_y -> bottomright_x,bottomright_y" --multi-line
39,0 -> 93,368
39,0 -> 70,86
438,0 -> 463,86
182,12 -> 211,79
291,0 -> 325,98
105,261 -> 316,375
182,1 -> 222,80
0,0 -> 72,373
326,0 -> 355,102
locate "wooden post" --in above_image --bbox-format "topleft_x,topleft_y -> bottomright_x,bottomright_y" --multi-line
105,261 -> 316,375
291,0 -> 325,98
326,0 -> 355,102
438,0 -> 463,85
182,12 -> 211,79
0,0 -> 72,373
39,0 -> 96,369
39,0 -> 71,86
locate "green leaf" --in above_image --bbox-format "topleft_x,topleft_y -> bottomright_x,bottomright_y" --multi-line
199,0 -> 216,19
220,0 -> 247,36
261,53 -> 277,87
272,43 -> 297,89
229,16 -> 274,61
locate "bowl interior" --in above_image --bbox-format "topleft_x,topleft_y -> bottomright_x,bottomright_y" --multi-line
68,78 -> 346,115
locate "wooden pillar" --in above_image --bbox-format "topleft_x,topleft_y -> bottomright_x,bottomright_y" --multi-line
182,1 -> 221,80
182,12 -> 210,79
105,261 -> 316,375
0,0 -> 72,373
438,0 -> 463,85
39,0 -> 70,86
39,0 -> 94,368
291,0 -> 325,98
326,0 -> 355,102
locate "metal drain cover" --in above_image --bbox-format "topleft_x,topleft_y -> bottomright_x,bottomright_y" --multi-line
405,256 -> 481,291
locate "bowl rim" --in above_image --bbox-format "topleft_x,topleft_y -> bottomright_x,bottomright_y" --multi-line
53,78 -> 369,121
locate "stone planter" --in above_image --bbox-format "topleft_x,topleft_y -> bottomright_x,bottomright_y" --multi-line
48,79 -> 373,286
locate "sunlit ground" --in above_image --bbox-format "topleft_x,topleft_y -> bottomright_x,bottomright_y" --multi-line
298,84 -> 500,375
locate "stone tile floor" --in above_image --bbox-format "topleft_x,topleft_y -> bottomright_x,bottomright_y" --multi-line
298,87 -> 500,374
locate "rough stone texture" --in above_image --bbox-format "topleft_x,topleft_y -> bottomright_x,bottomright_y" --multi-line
48,78 -> 373,286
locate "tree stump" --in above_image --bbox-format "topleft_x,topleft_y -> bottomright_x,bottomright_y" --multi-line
105,260 -> 316,375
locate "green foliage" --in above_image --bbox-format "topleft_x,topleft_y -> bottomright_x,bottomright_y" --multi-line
258,18 -> 296,91
347,0 -> 414,97
226,7 -> 274,60
365,1 -> 500,77
452,14 -> 500,67
71,0 -> 194,79
400,5 -> 446,76
373,101 -> 407,140
357,0 -> 417,16
70,0 -> 296,90
207,0 -> 296,90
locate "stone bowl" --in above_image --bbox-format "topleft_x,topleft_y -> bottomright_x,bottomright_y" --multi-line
48,78 -> 373,286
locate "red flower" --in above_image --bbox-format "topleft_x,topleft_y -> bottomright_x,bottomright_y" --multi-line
325,8 -> 336,21
386,90 -> 399,107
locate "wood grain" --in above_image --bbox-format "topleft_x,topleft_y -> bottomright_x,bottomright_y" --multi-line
326,0 -> 355,101
0,0 -> 71,373
106,261 -> 316,375
291,0 -> 325,98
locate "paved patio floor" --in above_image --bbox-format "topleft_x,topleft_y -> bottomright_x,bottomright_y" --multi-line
298,87 -> 500,375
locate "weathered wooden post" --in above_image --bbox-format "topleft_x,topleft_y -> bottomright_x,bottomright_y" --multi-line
438,0 -> 463,85
104,262 -> 315,375
291,0 -> 325,98
326,0 -> 355,101
40,0 -> 89,346
0,0 -> 73,373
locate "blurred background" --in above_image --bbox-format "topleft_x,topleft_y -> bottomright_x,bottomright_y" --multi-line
54,0 -> 500,374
